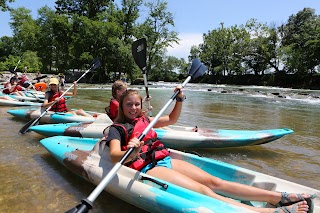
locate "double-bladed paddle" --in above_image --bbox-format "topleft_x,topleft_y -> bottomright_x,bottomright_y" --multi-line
19,58 -> 101,134
132,38 -> 152,116
66,58 -> 207,213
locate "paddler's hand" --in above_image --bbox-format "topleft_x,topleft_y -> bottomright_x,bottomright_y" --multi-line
127,137 -> 144,161
127,137 -> 144,149
142,96 -> 152,102
174,85 -> 184,98
54,97 -> 62,102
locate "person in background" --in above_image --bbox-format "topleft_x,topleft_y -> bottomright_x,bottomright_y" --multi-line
105,80 -> 128,121
105,88 -> 313,213
43,77 -> 92,117
2,77 -> 26,96
36,72 -> 42,83
16,72 -> 34,90
106,80 -> 152,121
58,73 -> 66,90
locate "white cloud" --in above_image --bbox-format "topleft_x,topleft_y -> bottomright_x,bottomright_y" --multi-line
166,33 -> 203,60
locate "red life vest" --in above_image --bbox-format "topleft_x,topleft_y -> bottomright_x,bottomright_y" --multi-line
111,115 -> 170,171
106,99 -> 119,121
18,75 -> 28,85
3,82 -> 23,94
47,91 -> 68,112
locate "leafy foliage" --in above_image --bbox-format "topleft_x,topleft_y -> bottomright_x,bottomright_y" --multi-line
0,0 -> 14,12
0,2 -> 320,88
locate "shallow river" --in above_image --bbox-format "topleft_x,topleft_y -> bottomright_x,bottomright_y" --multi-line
1,82 -> 320,212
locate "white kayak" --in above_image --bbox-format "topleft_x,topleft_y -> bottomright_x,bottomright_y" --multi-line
0,98 -> 43,106
40,136 -> 320,212
30,120 -> 294,148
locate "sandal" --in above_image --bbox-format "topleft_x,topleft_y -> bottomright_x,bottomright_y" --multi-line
276,192 -> 303,206
276,192 -> 317,213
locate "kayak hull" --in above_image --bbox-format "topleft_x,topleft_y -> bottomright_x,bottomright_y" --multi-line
30,122 -> 294,148
7,108 -> 99,123
0,99 -> 43,106
40,136 -> 320,212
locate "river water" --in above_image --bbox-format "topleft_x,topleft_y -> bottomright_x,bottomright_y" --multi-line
1,82 -> 320,212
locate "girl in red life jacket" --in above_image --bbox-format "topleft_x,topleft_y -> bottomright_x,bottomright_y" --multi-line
105,89 -> 311,213
43,77 -> 92,117
2,77 -> 26,96
105,80 -> 128,121
106,80 -> 152,121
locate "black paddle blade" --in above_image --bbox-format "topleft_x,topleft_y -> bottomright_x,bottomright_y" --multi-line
9,69 -> 17,75
189,58 -> 207,79
91,58 -> 101,70
33,75 -> 47,81
132,38 -> 147,72
19,118 -> 40,134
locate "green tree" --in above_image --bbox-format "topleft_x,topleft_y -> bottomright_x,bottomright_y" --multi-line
55,0 -> 113,19
281,8 -> 320,74
135,0 -> 179,80
9,7 -> 39,54
200,23 -> 236,76
21,50 -> 42,72
0,36 -> 15,61
0,0 -> 14,11
108,0 -> 143,81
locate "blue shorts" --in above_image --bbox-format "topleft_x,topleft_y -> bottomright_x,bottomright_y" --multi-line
140,156 -> 172,173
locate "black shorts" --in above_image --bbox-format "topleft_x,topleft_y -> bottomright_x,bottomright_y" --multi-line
22,81 -> 31,88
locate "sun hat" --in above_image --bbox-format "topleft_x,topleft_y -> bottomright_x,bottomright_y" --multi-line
49,77 -> 59,85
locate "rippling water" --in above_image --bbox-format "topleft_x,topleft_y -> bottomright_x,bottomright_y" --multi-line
1,82 -> 320,212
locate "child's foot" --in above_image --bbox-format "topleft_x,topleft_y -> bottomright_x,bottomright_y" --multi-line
274,201 -> 309,213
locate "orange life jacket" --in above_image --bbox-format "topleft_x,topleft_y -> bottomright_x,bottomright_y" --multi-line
110,115 -> 170,171
47,91 -> 68,112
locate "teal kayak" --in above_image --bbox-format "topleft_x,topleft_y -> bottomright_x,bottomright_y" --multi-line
0,98 -> 43,106
40,136 -> 320,212
30,121 -> 294,148
7,108 -> 110,124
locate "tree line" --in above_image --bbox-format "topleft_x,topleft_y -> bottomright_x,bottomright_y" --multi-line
0,1 -> 319,88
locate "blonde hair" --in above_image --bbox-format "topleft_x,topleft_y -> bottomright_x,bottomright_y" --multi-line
112,80 -> 127,98
115,90 -> 143,123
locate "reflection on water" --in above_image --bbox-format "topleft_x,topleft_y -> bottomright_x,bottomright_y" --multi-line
1,83 -> 319,212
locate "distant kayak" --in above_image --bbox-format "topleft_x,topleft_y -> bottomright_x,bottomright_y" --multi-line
0,93 -> 42,102
7,108 -> 110,124
0,98 -> 43,106
30,121 -> 294,148
40,136 -> 320,212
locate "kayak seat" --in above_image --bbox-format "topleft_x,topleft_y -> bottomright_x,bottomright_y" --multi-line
252,181 -> 277,191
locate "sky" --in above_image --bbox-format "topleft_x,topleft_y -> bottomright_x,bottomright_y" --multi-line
1,0 -> 320,60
